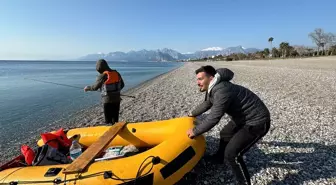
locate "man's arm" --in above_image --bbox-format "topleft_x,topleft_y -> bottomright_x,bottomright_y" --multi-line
192,88 -> 232,136
190,99 -> 212,117
85,74 -> 105,91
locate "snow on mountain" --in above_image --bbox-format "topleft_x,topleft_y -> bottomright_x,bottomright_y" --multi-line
201,47 -> 224,51
188,46 -> 262,59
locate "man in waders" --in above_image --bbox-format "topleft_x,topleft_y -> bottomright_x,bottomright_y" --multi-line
84,59 -> 124,124
187,65 -> 271,185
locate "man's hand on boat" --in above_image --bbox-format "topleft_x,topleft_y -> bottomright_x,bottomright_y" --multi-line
187,129 -> 195,139
187,111 -> 194,117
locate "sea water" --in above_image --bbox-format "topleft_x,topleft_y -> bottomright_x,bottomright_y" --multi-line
0,60 -> 182,150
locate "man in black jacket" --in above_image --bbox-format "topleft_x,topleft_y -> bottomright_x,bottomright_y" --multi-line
187,65 -> 271,185
84,59 -> 125,124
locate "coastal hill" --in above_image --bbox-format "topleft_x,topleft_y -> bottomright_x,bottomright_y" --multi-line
78,46 -> 260,62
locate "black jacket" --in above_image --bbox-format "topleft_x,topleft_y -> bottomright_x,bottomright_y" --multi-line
191,68 -> 270,136
86,60 -> 125,103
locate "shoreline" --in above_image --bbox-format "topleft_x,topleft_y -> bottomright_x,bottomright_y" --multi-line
121,62 -> 184,97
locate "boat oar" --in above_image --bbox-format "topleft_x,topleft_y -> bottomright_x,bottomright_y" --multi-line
24,78 -> 136,98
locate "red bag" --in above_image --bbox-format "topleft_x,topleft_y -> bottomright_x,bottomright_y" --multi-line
21,145 -> 35,165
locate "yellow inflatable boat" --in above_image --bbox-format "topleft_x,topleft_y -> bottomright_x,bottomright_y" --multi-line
0,117 -> 206,185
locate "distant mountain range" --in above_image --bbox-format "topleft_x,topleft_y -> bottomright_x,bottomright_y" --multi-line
78,46 -> 261,62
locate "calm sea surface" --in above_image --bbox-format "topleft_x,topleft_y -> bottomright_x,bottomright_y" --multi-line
0,60 -> 182,148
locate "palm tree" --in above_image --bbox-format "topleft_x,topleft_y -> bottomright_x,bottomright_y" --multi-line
268,37 -> 274,57
268,37 -> 274,47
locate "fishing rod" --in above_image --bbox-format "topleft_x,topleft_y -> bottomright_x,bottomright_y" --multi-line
24,78 -> 136,98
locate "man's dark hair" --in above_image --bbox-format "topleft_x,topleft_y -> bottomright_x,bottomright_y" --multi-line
195,65 -> 216,77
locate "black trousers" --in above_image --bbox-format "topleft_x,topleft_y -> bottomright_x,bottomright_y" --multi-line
103,102 -> 121,124
219,120 -> 270,185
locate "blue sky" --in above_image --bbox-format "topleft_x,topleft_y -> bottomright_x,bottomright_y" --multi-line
0,0 -> 335,60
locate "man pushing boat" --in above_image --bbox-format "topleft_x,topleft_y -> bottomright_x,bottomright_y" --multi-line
187,65 -> 271,185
